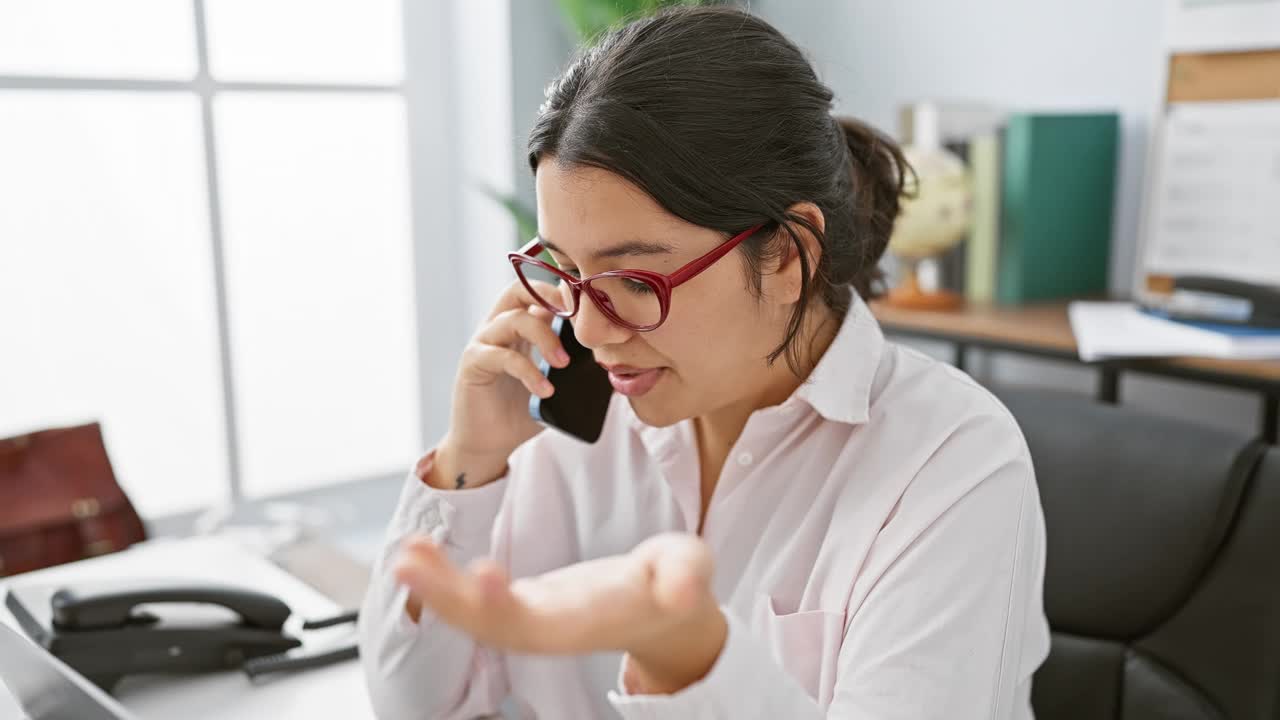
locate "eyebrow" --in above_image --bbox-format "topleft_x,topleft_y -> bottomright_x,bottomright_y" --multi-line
540,236 -> 675,261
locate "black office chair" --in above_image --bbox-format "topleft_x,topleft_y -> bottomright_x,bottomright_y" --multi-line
997,388 -> 1280,720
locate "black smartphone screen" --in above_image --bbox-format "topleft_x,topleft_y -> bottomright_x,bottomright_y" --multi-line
529,316 -> 613,443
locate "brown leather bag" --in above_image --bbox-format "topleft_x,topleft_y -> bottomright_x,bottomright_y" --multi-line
0,422 -> 147,577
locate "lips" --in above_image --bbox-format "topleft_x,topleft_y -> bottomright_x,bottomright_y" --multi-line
599,363 -> 665,397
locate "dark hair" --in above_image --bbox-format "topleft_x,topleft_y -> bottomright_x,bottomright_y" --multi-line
528,5 -> 908,372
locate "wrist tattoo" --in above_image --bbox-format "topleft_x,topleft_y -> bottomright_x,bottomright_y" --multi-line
455,472 -> 466,490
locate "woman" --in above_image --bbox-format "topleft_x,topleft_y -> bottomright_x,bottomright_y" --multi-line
359,6 -> 1048,719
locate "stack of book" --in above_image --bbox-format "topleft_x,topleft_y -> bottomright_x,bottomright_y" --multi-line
898,103 -> 1120,305
1069,301 -> 1280,361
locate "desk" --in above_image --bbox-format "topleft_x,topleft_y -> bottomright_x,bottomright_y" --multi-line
870,300 -> 1280,444
0,537 -> 372,719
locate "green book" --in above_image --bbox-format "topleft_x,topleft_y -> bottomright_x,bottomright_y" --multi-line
965,131 -> 1001,304
997,113 -> 1118,304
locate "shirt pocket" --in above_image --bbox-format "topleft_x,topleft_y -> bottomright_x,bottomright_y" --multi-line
751,593 -> 847,708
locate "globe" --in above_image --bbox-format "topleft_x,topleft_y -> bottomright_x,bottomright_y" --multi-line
886,143 -> 973,309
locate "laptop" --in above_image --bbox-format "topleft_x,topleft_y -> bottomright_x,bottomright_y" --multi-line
0,620 -> 135,720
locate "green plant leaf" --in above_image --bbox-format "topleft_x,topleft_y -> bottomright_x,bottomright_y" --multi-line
484,0 -> 733,248
480,185 -> 539,242
556,0 -> 715,43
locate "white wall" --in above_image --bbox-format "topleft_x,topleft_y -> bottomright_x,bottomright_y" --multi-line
492,1 -> 1262,439
751,0 -> 1261,437
754,0 -> 1167,295
401,0 -> 521,451
510,0 -> 576,216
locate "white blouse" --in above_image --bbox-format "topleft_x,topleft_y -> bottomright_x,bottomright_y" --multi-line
359,295 -> 1050,719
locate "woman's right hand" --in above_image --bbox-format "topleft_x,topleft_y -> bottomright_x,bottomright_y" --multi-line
429,279 -> 570,490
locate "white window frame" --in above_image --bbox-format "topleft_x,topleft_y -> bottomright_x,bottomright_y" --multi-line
0,0 -> 515,532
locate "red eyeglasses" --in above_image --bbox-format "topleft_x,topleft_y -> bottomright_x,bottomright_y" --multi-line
507,223 -> 766,332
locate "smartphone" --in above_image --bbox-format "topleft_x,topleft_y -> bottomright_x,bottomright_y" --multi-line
529,316 -> 613,443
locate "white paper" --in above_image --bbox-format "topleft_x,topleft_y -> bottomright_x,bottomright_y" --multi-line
1165,0 -> 1280,52
1069,301 -> 1280,361
1142,100 -> 1280,289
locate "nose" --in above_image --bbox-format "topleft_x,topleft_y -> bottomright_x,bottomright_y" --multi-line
572,288 -> 633,350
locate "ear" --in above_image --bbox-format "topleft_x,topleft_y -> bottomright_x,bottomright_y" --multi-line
759,202 -> 825,307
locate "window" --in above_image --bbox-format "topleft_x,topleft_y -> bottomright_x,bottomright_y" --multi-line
0,0 -> 197,79
0,0 -> 421,517
215,92 -> 419,497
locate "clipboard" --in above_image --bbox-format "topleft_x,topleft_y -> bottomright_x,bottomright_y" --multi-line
1133,0 -> 1280,321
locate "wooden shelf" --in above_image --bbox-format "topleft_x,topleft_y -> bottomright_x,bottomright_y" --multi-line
870,301 -> 1078,355
870,299 -> 1280,388
871,299 -> 1279,443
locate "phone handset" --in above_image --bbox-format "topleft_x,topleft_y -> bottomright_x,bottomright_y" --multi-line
51,582 -> 292,631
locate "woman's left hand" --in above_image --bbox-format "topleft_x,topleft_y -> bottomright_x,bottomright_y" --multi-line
393,532 -> 728,694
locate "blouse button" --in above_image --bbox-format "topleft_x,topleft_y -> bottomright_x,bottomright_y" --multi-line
421,505 -> 441,526
737,452 -> 754,467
